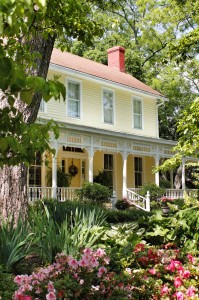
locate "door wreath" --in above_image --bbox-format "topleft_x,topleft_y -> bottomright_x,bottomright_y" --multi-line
69,163 -> 78,176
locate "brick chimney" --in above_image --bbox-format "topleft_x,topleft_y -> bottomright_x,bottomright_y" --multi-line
107,46 -> 125,72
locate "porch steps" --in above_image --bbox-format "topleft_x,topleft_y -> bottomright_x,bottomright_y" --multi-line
126,188 -> 150,212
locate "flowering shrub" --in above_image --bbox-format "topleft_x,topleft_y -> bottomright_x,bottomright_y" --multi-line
130,243 -> 199,299
13,245 -> 199,299
13,248 -> 133,300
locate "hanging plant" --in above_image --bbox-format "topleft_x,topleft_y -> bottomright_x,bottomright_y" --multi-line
69,163 -> 78,177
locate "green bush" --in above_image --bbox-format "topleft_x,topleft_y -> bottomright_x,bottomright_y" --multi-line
29,201 -> 107,262
159,178 -> 171,188
0,265 -> 17,299
0,216 -> 34,271
104,207 -> 152,224
115,199 -> 130,210
94,170 -> 113,188
76,182 -> 111,203
140,183 -> 165,202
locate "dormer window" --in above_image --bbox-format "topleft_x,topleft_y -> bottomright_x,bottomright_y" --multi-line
67,79 -> 81,118
103,89 -> 114,124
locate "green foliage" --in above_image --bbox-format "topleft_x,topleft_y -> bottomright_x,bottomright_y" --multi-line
104,207 -> 152,224
29,202 -> 107,261
94,170 -> 113,188
76,182 -> 112,203
46,167 -> 72,187
140,183 -> 165,201
0,265 -> 17,299
0,217 -> 34,271
115,199 -> 130,210
159,98 -> 199,171
159,178 -> 171,188
102,223 -> 143,272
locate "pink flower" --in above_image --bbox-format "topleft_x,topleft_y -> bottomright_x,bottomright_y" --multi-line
174,291 -> 184,300
134,243 -> 145,253
46,292 -> 56,300
95,248 -> 106,257
89,257 -> 99,268
83,248 -> 93,255
148,268 -> 156,275
166,260 -> 182,272
174,276 -> 183,288
97,266 -> 107,278
182,270 -> 191,279
68,258 -> 79,269
79,257 -> 89,267
161,285 -> 169,295
47,281 -> 55,293
187,254 -> 195,264
186,286 -> 196,297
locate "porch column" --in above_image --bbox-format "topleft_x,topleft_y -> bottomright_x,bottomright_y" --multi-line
122,154 -> 127,198
52,154 -> 57,198
154,155 -> 160,186
182,158 -> 186,190
88,155 -> 93,182
170,169 -> 174,188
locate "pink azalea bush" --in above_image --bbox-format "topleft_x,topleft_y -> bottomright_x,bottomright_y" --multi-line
13,245 -> 199,299
130,243 -> 199,299
13,248 -> 134,299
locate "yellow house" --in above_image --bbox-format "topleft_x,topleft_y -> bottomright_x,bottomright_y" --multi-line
29,46 -> 179,203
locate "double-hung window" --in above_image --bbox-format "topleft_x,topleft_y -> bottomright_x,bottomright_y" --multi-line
133,98 -> 142,129
103,89 -> 114,124
67,80 -> 81,118
134,157 -> 142,187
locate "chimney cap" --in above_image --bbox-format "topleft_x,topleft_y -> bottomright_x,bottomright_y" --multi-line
107,46 -> 125,54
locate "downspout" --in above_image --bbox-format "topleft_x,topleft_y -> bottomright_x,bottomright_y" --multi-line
156,97 -> 168,138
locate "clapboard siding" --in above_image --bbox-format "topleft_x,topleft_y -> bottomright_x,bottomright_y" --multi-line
38,70 -> 158,138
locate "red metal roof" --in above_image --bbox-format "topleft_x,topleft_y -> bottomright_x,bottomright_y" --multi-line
50,48 -> 163,97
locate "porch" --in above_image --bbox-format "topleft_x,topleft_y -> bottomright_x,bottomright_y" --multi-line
29,127 -> 197,209
28,186 -> 198,203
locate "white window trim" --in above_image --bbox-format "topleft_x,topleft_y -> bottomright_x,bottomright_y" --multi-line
132,97 -> 144,130
66,77 -> 82,119
39,99 -> 47,114
102,87 -> 115,125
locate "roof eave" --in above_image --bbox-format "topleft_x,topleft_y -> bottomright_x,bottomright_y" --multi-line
49,63 -> 166,101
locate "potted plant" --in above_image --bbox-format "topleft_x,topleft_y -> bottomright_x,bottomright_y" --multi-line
159,197 -> 174,215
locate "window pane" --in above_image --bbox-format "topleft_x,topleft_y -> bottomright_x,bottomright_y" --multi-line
134,115 -> 142,129
103,90 -> 113,124
133,100 -> 141,114
133,99 -> 142,129
68,81 -> 80,117
134,157 -> 142,187
68,99 -> 79,117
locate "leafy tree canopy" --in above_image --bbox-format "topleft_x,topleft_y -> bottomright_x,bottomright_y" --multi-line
0,0 -> 113,166
69,0 -> 199,140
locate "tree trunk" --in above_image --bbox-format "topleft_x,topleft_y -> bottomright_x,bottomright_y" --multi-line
0,164 -> 28,223
0,33 -> 56,223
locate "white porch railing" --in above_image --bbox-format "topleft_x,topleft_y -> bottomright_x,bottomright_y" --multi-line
126,188 -> 150,212
165,189 -> 198,199
28,187 -> 80,202
130,188 -> 198,200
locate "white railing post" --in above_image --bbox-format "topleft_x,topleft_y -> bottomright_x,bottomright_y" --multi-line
146,191 -> 150,212
111,191 -> 117,209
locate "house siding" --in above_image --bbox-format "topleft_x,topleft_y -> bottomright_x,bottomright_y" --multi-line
38,70 -> 158,138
